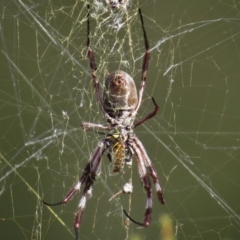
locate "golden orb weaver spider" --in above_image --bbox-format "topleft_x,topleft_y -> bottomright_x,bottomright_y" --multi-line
42,5 -> 165,240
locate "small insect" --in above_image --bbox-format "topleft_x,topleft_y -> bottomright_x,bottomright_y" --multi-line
106,0 -> 129,9
42,5 -> 165,240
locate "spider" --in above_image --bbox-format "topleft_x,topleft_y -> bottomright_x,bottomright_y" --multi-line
42,5 -> 165,240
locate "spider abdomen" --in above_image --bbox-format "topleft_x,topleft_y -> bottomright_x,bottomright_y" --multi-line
103,70 -> 138,123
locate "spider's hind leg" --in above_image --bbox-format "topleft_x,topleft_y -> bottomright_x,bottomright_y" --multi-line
107,152 -> 112,162
125,140 -> 154,227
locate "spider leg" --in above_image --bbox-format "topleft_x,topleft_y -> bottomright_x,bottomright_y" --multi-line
42,180 -> 82,206
124,140 -> 153,227
81,122 -> 111,131
74,177 -> 92,240
133,136 -> 165,204
74,193 -> 86,240
42,164 -> 90,207
74,139 -> 105,239
87,6 -> 103,113
123,209 -> 145,227
42,140 -> 106,239
132,9 -> 151,118
86,5 -> 117,125
134,97 -> 159,128
74,176 -> 94,240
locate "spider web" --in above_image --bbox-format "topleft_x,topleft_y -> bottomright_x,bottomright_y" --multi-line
1,0 -> 240,239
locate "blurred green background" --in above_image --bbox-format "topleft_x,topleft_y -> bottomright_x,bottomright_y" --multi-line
1,0 -> 240,239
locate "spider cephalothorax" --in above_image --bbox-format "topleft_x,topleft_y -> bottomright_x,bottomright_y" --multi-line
43,5 -> 165,240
